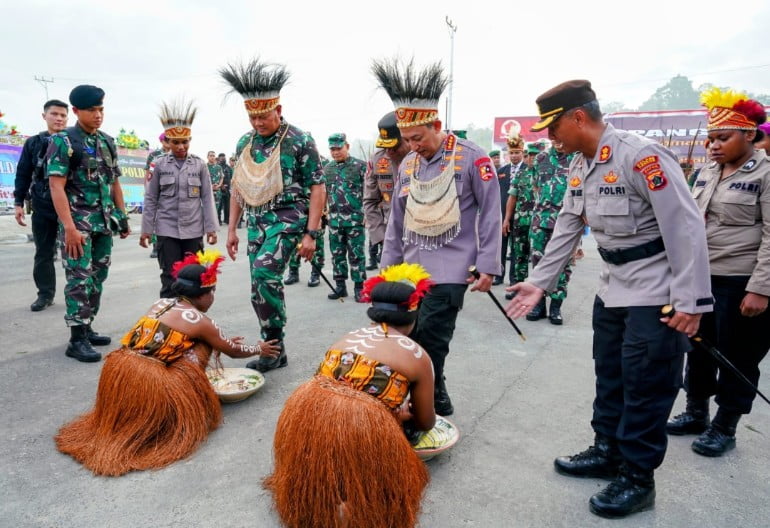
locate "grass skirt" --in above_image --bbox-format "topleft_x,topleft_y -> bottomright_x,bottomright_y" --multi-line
55,344 -> 221,476
264,375 -> 429,528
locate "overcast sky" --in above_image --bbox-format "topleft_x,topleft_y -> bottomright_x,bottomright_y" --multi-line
3,0 -> 769,156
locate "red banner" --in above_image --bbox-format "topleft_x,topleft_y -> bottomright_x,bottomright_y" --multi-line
493,116 -> 548,144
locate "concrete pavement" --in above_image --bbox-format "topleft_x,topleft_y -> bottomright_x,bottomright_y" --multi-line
1,224 -> 768,527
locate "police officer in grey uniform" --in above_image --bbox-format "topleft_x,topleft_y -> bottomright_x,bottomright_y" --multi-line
505,80 -> 713,519
364,112 -> 410,270
140,101 -> 218,298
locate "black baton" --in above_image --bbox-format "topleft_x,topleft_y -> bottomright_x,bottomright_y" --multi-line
469,266 -> 526,342
297,243 -> 343,302
661,305 -> 769,407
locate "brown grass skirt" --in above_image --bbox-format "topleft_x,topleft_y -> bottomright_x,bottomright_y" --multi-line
264,376 -> 429,528
55,344 -> 221,476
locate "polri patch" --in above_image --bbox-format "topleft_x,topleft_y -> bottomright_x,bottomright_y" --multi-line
634,155 -> 659,173
743,159 -> 757,170
598,145 -> 612,163
475,157 -> 494,181
645,171 -> 667,191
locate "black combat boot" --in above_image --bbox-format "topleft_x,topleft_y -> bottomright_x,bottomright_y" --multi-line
30,295 -> 54,312
548,298 -> 563,325
526,297 -> 547,321
86,324 -> 112,346
284,268 -> 299,285
554,433 -> 622,479
246,328 -> 287,372
691,408 -> 740,457
65,325 -> 102,363
328,280 -> 348,300
434,375 -> 454,416
366,243 -> 379,271
504,281 -> 518,300
589,463 -> 655,518
307,269 -> 320,287
666,397 -> 710,435
353,282 -> 365,303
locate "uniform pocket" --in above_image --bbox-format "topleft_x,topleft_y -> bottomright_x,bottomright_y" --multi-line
188,177 -> 201,199
719,191 -> 759,226
597,196 -> 636,235
159,176 -> 176,197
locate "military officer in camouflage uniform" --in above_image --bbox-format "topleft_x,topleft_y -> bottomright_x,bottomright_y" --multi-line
502,143 -> 538,298
526,144 -> 575,324
323,133 -> 367,301
221,58 -> 325,372
364,112 -> 410,271
47,85 -> 130,363
206,151 -> 224,224
506,80 -> 712,518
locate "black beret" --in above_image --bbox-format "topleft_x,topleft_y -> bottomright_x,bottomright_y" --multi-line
531,80 -> 596,132
69,85 -> 105,109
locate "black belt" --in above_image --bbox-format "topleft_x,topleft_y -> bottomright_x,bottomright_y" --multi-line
597,237 -> 665,265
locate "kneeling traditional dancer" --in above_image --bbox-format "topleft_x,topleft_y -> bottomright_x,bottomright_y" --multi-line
55,249 -> 280,476
265,263 -> 437,528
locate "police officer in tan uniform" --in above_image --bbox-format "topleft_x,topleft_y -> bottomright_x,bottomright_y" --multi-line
364,112 -> 409,270
506,80 -> 713,518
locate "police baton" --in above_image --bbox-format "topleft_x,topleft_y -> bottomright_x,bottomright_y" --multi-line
469,266 -> 526,342
661,305 -> 770,407
297,243 -> 343,302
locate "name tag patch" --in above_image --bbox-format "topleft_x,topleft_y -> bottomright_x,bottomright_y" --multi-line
728,181 -> 760,193
599,186 -> 626,195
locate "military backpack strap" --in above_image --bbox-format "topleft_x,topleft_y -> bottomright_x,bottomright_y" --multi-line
65,126 -> 85,172
33,132 -> 50,182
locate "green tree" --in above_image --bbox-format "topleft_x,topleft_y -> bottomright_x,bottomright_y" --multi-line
639,75 -> 700,110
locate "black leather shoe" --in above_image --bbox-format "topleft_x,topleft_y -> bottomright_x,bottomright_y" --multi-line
86,325 -> 112,346
589,465 -> 655,518
328,280 -> 348,300
492,276 -> 503,286
30,296 -> 54,312
150,249 -> 158,259
548,299 -> 563,325
554,435 -> 622,479
246,342 -> 287,372
285,269 -> 299,285
504,282 -> 518,300
434,376 -> 454,416
307,270 -> 320,287
666,409 -> 710,436
65,339 -> 102,363
365,261 -> 379,271
691,425 -> 736,457
526,298 -> 547,321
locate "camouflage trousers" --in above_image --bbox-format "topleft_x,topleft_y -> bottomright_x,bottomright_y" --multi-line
511,223 -> 531,284
529,224 -> 572,301
247,217 -> 302,340
288,226 -> 325,271
328,223 -> 366,283
60,229 -> 112,327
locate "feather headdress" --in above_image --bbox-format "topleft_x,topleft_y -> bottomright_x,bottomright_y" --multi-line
359,263 -> 433,311
219,58 -> 290,116
700,87 -> 766,131
371,57 -> 448,128
158,99 -> 197,139
171,249 -> 224,288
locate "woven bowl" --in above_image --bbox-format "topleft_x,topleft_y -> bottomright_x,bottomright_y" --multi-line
207,368 -> 265,403
412,416 -> 460,461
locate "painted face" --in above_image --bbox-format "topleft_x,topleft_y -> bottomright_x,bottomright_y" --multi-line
707,129 -> 754,165
248,107 -> 282,137
74,106 -> 104,132
43,105 -> 68,133
170,138 -> 190,158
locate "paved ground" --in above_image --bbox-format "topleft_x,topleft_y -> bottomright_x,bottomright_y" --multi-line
1,213 -> 768,527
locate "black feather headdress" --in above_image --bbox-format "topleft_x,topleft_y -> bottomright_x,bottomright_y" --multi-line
371,57 -> 447,128
219,58 -> 290,115
158,98 -> 197,139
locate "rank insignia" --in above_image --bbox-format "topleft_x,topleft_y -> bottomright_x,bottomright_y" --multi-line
570,176 -> 582,187
376,158 -> 390,172
475,157 -> 494,181
598,145 -> 612,163
603,171 -> 619,183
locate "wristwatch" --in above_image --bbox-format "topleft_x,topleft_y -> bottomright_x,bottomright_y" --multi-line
305,229 -> 321,240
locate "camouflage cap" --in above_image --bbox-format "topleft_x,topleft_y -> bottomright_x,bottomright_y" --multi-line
375,112 -> 400,148
328,133 -> 347,148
